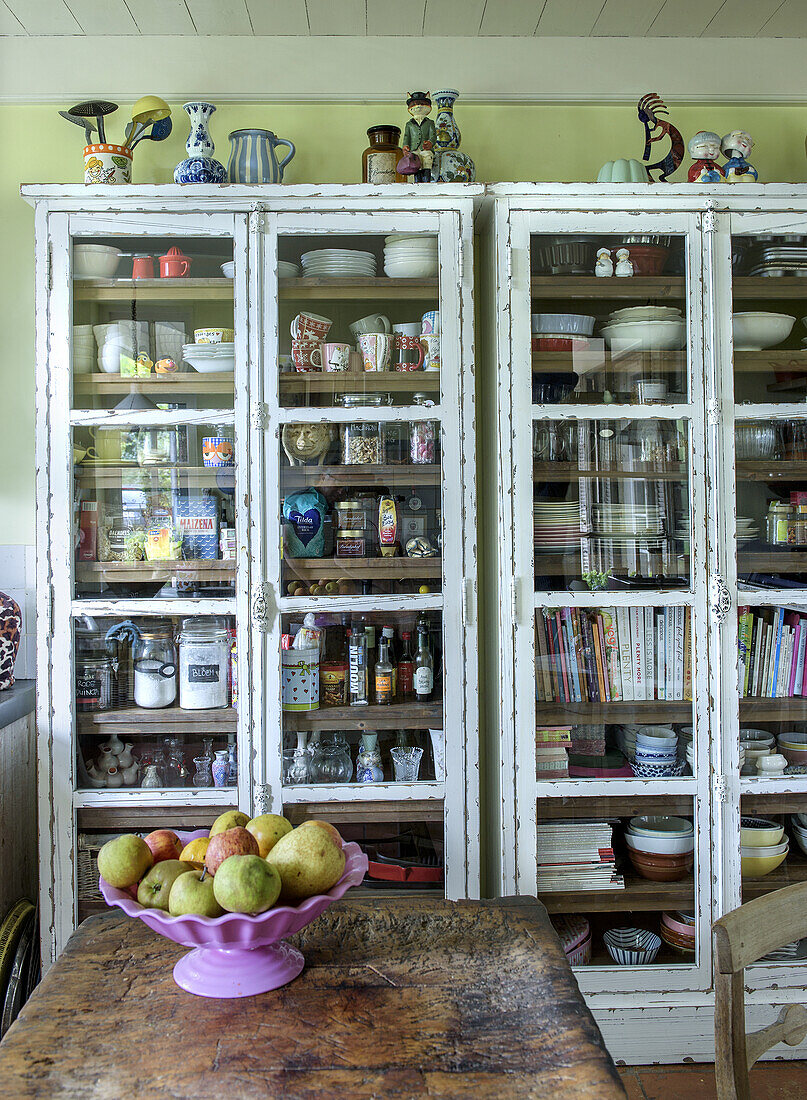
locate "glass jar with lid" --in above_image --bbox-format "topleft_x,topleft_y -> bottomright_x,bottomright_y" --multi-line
177,616 -> 230,710
362,126 -> 405,184
75,655 -> 115,712
410,393 -> 438,465
336,393 -> 391,465
133,626 -> 177,709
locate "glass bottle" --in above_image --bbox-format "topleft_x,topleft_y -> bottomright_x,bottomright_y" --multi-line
355,732 -> 384,783
398,631 -> 415,700
226,737 -> 238,785
414,624 -> 434,701
362,125 -> 405,184
163,736 -> 185,787
192,755 -> 213,788
382,626 -> 398,698
375,637 -> 394,705
349,625 -> 368,706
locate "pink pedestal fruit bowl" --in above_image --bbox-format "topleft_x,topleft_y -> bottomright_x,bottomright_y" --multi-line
99,829 -> 368,998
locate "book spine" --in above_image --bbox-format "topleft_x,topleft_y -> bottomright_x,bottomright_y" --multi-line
772,608 -> 785,698
737,606 -> 750,698
763,621 -> 775,697
534,615 -> 548,702
544,611 -> 560,702
795,620 -> 807,696
644,606 -> 654,701
581,612 -> 599,702
752,617 -> 764,698
742,611 -> 754,698
561,607 -> 581,703
656,612 -> 665,702
570,608 -> 587,701
673,606 -> 684,701
592,614 -> 607,703
786,626 -> 796,697
630,606 -> 644,700
684,606 -> 693,702
597,613 -> 612,703
554,611 -> 571,703
616,607 -> 634,702
665,607 -> 675,701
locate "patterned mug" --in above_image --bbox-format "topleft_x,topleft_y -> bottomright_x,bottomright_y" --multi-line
421,310 -> 440,335
291,339 -> 322,372
320,342 -> 352,373
290,311 -> 332,341
358,332 -> 394,372
420,334 -> 441,371
393,324 -> 424,371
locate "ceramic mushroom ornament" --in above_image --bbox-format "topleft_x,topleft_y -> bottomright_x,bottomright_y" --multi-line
687,131 -> 725,183
722,130 -> 758,183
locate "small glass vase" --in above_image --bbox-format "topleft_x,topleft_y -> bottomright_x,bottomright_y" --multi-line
310,734 -> 353,784
192,754 -> 213,788
391,745 -> 423,782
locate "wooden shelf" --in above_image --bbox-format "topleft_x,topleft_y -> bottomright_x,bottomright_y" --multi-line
73,278 -> 233,301
734,350 -> 807,374
77,706 -> 237,736
285,702 -> 442,731
538,795 -> 695,820
73,372 -> 234,396
736,461 -> 807,482
532,350 -> 685,375
76,560 -> 235,583
76,802 -> 236,830
734,277 -> 807,300
531,276 -> 684,300
75,464 -> 235,489
281,464 -> 441,488
738,551 -> 807,572
279,277 -> 438,300
535,701 -> 691,723
740,697 -> 807,719
539,872 -> 694,914
743,852 -> 807,900
279,373 -> 439,394
534,462 -> 685,482
285,799 -> 444,825
742,792 -> 807,815
283,558 -> 442,581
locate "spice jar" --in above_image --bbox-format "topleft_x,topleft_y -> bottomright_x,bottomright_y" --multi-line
336,529 -> 368,557
410,393 -> 438,464
177,616 -> 230,710
362,125 -> 405,184
384,419 -> 409,464
133,628 -> 177,709
334,500 -> 369,530
768,502 -> 793,545
76,655 -> 115,712
336,393 -> 391,465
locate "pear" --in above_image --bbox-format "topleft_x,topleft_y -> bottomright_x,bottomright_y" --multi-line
209,810 -> 250,837
266,826 -> 346,902
97,834 -> 153,888
246,813 -> 292,857
213,854 -> 281,914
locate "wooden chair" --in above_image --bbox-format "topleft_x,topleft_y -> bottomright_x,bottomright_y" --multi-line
713,882 -> 807,1100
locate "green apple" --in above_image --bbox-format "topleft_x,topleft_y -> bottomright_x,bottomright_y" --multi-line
213,855 -> 282,914
245,813 -> 292,858
209,810 -> 250,837
168,869 -> 224,918
137,860 -> 192,912
97,834 -> 153,889
266,826 -> 346,903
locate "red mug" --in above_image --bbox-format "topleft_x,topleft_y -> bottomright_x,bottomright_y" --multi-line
132,255 -> 155,279
159,247 -> 191,278
394,332 -> 424,371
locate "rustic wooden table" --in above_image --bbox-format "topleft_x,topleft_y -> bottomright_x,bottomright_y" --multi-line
0,897 -> 624,1099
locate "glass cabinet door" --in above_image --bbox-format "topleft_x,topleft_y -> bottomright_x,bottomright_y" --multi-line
47,212 -> 250,938
507,211 -> 711,991
714,210 -> 807,980
256,210 -> 476,899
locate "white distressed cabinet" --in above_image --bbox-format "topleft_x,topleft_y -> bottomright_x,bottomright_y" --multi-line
23,185 -> 482,965
481,184 -> 807,1063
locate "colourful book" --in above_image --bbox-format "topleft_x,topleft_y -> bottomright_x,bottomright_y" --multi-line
601,608 -> 622,701
580,612 -> 599,702
644,606 -> 655,701
795,620 -> 807,697
616,607 -> 634,702
656,612 -> 665,702
545,612 -> 561,702
771,608 -> 785,698
591,615 -> 607,703
561,607 -> 581,703
737,606 -> 751,698
554,611 -> 571,703
630,606 -> 644,700
684,605 -> 693,702
534,616 -> 550,702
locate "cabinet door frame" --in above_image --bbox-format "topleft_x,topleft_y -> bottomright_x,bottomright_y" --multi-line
501,204 -> 714,995
256,204 -> 480,899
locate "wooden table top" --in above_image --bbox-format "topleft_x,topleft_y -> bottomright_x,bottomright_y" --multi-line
0,897 -> 624,1099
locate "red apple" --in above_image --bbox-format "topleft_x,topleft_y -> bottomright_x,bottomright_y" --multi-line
204,827 -> 259,875
298,820 -> 343,847
144,829 -> 183,865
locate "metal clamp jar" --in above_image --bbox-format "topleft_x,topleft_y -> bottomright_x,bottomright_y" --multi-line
768,502 -> 793,545
178,616 -> 230,710
76,656 -> 115,712
336,393 -> 391,465
410,393 -> 438,465
133,627 -> 177,709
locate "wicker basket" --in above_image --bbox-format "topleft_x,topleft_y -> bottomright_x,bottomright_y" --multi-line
77,832 -> 140,904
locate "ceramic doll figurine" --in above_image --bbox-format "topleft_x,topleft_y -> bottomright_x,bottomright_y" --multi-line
595,248 -> 614,277
722,130 -> 758,183
398,92 -> 437,183
687,131 -> 725,183
615,248 -> 634,277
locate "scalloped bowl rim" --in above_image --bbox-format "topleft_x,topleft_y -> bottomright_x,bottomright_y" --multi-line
99,831 -> 368,947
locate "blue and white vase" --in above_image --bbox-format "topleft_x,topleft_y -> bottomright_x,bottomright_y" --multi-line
227,129 -> 296,184
174,101 -> 227,184
430,90 -> 476,184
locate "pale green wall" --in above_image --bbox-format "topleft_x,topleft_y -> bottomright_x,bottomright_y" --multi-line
5,100 -> 807,542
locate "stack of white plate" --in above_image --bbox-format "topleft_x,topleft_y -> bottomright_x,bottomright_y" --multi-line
301,249 -> 376,278
736,516 -> 759,544
592,503 -> 663,537
72,325 -> 96,374
384,234 -> 438,279
182,342 -> 235,373
93,320 -> 149,375
278,260 -> 300,278
533,500 -> 581,553
607,306 -> 683,324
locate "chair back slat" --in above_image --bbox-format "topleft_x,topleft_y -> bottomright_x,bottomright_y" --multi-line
713,882 -> 807,974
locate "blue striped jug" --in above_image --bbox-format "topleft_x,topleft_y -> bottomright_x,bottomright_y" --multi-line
227,129 -> 296,184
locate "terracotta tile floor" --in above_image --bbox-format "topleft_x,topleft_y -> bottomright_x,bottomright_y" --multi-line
618,1061 -> 807,1099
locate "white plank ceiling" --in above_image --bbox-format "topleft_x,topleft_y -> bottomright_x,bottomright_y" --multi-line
0,0 -> 803,36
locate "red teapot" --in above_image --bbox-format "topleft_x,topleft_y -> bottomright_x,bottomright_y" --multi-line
159,246 -> 191,278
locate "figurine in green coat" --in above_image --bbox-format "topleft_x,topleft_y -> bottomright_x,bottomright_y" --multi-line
400,92 -> 437,183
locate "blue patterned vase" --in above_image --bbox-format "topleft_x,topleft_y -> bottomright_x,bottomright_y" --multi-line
227,129 -> 296,184
430,90 -> 476,183
174,102 -> 227,185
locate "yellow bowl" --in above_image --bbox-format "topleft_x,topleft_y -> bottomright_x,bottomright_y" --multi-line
741,847 -> 788,878
740,817 -> 784,847
131,95 -> 171,124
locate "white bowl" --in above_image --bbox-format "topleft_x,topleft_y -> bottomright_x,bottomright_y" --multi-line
384,258 -> 439,279
220,261 -> 235,279
98,346 -> 135,374
184,350 -> 235,373
608,306 -> 682,323
93,321 -> 148,345
732,312 -> 795,351
601,319 -> 685,351
73,244 -> 122,279
625,832 -> 695,856
629,815 -> 694,837
531,314 -> 596,336
777,732 -> 807,748
741,841 -> 789,857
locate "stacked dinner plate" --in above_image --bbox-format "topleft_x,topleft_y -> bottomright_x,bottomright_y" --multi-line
300,249 -> 377,278
592,502 -> 663,538
384,234 -> 439,279
278,260 -> 300,278
736,516 -> 759,544
181,342 -> 235,373
533,500 -> 580,554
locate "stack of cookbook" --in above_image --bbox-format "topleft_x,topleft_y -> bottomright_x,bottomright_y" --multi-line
536,820 -> 624,893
